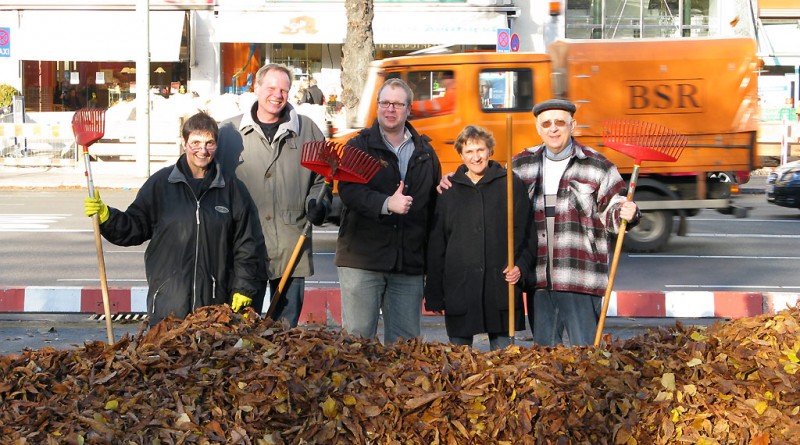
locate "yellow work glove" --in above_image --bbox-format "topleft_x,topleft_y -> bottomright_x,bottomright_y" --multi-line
231,292 -> 253,313
84,190 -> 110,224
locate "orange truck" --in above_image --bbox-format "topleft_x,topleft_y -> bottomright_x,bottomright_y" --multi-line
331,37 -> 760,252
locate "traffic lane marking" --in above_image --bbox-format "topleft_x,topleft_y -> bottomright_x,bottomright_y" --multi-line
0,214 -> 74,231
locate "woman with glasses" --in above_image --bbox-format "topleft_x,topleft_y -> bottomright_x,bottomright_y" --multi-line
83,111 -> 268,326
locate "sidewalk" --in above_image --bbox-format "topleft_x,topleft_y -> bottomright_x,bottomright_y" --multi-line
0,160 -> 171,190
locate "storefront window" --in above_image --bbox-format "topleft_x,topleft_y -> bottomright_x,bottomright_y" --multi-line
566,0 -> 714,39
21,61 -> 188,112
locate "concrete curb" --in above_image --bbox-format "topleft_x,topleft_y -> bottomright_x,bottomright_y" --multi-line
1,287 -> 797,326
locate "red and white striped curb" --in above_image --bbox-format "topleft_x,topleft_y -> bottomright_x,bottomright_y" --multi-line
0,287 -> 798,326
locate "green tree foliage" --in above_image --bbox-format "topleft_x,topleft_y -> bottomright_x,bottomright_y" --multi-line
0,84 -> 20,110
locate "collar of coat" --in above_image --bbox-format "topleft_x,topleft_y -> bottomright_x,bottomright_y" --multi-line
451,160 -> 507,186
238,101 -> 302,142
362,119 -> 432,152
522,137 -> 591,161
168,154 -> 226,189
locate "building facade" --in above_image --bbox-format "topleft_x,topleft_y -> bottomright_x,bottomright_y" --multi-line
1,1 -> 796,137
0,0 -> 520,112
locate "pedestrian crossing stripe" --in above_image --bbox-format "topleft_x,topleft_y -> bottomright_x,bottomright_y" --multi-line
0,214 -> 68,230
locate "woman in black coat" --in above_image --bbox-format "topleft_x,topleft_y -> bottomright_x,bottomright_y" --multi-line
425,125 -> 535,350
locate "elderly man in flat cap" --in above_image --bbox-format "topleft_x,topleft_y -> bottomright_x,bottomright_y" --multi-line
512,98 -> 640,347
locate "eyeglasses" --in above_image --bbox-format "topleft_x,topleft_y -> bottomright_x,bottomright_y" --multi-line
377,101 -> 407,110
187,140 -> 218,151
538,119 -> 571,129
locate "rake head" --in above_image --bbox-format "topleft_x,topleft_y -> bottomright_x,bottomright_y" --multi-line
602,119 -> 686,165
301,141 -> 382,184
72,108 -> 107,148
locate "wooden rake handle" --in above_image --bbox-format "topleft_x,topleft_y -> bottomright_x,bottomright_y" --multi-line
594,164 -> 640,346
265,181 -> 331,319
506,115 -> 515,340
83,146 -> 115,344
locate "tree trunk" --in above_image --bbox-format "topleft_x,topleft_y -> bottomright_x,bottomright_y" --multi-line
341,0 -> 375,127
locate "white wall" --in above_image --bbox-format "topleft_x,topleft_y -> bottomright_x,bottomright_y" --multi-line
512,0 -> 564,53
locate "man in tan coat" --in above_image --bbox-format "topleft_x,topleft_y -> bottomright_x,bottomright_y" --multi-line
217,63 -> 329,327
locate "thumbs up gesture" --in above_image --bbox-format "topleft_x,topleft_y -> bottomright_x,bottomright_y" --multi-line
387,181 -> 413,215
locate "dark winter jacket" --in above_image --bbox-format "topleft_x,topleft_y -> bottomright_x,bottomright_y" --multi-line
99,157 -> 268,325
303,85 -> 325,105
424,161 -> 534,337
335,119 -> 441,274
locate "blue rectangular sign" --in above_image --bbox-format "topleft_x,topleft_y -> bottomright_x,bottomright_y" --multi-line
496,28 -> 510,53
0,28 -> 9,58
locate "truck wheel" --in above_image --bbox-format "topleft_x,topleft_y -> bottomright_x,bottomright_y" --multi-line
623,192 -> 673,253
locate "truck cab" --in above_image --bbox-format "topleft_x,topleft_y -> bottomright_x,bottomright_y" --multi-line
333,38 -> 760,252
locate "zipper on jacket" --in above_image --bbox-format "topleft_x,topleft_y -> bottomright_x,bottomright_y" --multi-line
193,199 -> 201,311
150,280 -> 169,319
191,188 -> 213,312
209,276 -> 216,312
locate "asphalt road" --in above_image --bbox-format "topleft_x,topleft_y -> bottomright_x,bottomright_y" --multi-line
2,190 -> 799,292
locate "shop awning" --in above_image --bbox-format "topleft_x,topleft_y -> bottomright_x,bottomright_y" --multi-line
17,10 -> 185,62
759,0 -> 800,18
211,8 -> 509,45
211,9 -> 347,44
373,9 -> 508,45
758,23 -> 800,66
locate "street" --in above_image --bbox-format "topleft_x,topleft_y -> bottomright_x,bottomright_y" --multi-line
1,189 -> 799,292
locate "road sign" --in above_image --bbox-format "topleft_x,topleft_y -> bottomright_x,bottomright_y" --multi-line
496,28 -> 510,53
510,33 -> 520,52
0,28 -> 10,58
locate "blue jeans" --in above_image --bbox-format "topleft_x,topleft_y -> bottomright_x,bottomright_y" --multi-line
528,289 -> 601,347
449,334 -> 512,351
337,267 -> 423,344
266,277 -> 304,328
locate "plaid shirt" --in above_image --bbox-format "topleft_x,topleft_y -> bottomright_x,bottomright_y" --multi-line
512,140 -> 627,297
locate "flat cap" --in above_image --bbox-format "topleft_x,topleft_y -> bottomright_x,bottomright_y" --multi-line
533,99 -> 577,117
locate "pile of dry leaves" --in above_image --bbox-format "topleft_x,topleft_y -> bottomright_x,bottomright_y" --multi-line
1,304 -> 798,444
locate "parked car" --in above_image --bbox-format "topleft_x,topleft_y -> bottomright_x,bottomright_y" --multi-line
766,160 -> 800,209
